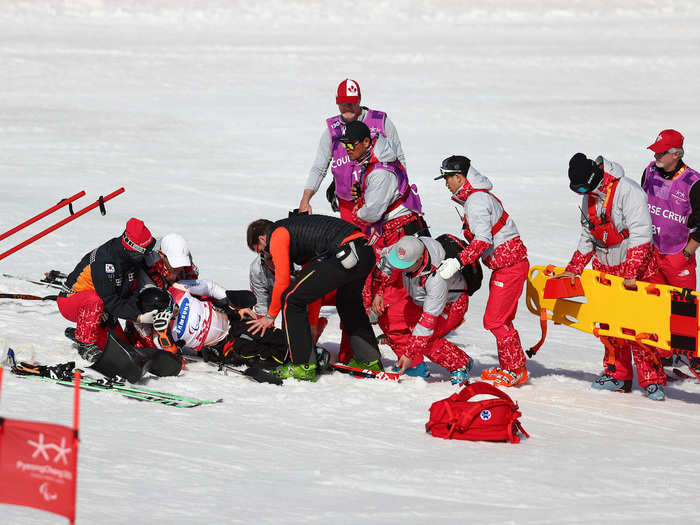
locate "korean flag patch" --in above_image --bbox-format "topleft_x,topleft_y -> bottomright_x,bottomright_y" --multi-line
105,263 -> 115,274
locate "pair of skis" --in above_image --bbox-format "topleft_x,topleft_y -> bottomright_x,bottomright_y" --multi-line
6,349 -> 221,408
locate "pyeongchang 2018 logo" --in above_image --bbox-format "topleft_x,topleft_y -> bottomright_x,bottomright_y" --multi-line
175,298 -> 190,338
16,432 -> 74,501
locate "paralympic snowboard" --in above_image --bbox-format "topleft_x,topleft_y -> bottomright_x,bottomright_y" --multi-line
526,265 -> 700,358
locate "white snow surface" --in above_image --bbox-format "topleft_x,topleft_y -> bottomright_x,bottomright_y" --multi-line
2,1 -> 700,523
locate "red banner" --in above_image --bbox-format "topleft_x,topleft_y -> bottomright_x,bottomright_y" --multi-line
0,418 -> 78,521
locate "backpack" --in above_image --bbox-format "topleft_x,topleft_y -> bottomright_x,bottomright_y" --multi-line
435,233 -> 483,296
426,381 -> 529,443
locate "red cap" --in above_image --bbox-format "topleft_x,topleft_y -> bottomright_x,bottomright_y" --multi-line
336,78 -> 361,105
121,218 -> 154,253
647,129 -> 684,153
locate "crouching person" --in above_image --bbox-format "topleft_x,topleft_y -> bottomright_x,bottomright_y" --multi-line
374,236 -> 473,383
57,218 -> 157,362
557,153 -> 666,400
247,214 -> 382,382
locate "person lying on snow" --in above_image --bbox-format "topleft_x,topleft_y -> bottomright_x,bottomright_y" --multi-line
131,282 -> 300,370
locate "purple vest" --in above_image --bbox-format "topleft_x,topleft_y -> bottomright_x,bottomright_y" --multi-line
361,158 -> 423,238
642,161 -> 700,254
326,109 -> 387,201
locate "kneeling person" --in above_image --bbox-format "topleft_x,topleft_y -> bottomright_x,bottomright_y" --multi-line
376,236 -> 473,383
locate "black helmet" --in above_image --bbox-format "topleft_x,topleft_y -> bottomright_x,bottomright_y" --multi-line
568,153 -> 604,194
138,286 -> 173,313
435,155 -> 471,180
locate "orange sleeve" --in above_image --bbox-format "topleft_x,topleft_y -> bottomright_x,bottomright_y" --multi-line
267,227 -> 291,318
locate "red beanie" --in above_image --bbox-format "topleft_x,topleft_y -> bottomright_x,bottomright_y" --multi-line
121,218 -> 154,253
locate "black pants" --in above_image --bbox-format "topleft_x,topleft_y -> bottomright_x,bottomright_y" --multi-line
280,239 -> 380,365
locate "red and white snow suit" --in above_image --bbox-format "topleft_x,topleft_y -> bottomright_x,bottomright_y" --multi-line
451,167 -> 529,371
372,237 -> 471,371
565,156 -> 665,388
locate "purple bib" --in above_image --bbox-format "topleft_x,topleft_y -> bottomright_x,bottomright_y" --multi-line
326,109 -> 387,201
360,159 -> 423,238
642,161 -> 700,254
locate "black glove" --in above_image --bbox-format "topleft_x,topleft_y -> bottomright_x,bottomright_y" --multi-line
326,180 -> 339,212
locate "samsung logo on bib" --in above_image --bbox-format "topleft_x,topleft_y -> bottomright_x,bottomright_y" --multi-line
176,298 -> 190,338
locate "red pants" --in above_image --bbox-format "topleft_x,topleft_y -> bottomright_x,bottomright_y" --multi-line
57,291 -> 125,349
377,272 -> 424,365
338,197 -> 355,223
484,260 -> 529,370
602,337 -> 666,388
650,251 -> 696,290
391,294 -> 471,371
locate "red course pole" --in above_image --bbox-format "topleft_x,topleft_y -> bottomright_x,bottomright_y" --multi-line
0,187 -> 125,262
73,369 -> 81,431
72,369 -> 81,525
0,191 -> 86,243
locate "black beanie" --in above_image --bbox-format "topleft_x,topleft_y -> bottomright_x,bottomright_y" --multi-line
340,120 -> 371,142
568,153 -> 603,193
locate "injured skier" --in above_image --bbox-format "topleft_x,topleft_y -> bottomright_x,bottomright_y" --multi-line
130,281 -> 291,370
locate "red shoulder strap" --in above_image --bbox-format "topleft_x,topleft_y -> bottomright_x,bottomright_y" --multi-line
463,190 -> 510,238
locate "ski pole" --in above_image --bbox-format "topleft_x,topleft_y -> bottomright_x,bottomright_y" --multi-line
0,293 -> 57,301
0,191 -> 86,242
0,187 -> 125,262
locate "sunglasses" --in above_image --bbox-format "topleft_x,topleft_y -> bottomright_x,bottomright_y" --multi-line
570,183 -> 590,194
341,140 -> 360,151
438,168 -> 462,178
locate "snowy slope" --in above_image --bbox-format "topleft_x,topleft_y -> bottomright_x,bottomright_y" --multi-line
2,1 -> 700,523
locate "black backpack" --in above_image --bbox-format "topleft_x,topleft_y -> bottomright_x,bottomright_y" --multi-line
435,234 -> 483,296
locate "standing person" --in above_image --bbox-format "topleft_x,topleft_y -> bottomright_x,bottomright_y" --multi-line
339,120 -> 430,375
436,156 -> 530,387
297,78 -> 406,220
372,236 -> 473,383
557,153 -> 667,400
57,218 -> 157,361
246,214 -> 382,382
642,129 -> 700,290
340,121 -> 427,247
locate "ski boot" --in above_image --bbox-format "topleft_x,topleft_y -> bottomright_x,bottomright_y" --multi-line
346,358 -> 383,372
314,346 -> 331,372
591,373 -> 632,393
481,363 -> 528,387
273,363 -> 318,382
392,361 -> 430,378
449,356 -> 473,385
75,341 -> 102,363
644,383 -> 666,401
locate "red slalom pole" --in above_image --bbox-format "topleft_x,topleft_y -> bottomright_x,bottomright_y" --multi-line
0,191 -> 86,243
0,187 -> 125,262
73,369 -> 81,431
71,369 -> 81,525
